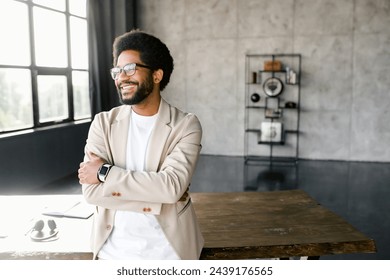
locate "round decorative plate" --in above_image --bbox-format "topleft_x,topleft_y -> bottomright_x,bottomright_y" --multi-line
263,77 -> 283,97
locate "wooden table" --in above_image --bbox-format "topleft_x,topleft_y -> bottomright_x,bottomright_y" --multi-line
194,190 -> 376,259
0,190 -> 376,260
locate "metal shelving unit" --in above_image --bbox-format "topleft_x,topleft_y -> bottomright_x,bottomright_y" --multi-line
244,54 -> 301,190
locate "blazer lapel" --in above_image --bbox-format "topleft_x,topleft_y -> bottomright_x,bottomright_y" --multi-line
110,106 -> 131,168
145,99 -> 172,172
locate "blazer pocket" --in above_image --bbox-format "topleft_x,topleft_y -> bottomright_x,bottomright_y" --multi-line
177,198 -> 192,217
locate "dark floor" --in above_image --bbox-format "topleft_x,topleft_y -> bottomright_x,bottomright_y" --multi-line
2,155 -> 389,260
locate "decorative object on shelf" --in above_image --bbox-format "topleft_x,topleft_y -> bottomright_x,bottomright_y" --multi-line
285,101 -> 297,108
264,60 -> 282,71
252,72 -> 258,83
285,67 -> 297,84
265,108 -> 282,118
260,122 -> 282,143
250,93 -> 261,103
263,77 -> 283,97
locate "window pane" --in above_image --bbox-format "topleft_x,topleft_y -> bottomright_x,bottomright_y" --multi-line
33,7 -> 68,67
69,0 -> 86,17
37,75 -> 68,123
0,1 -> 30,66
70,17 -> 88,69
33,0 -> 65,12
72,71 -> 91,119
0,69 -> 33,132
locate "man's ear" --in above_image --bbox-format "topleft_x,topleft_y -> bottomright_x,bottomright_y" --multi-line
153,69 -> 164,84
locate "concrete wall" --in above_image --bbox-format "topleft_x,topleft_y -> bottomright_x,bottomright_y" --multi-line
137,0 -> 390,162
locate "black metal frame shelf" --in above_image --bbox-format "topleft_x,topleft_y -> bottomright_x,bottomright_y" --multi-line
244,53 -> 301,164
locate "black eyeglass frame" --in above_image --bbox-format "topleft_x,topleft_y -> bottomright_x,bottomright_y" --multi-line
110,63 -> 152,80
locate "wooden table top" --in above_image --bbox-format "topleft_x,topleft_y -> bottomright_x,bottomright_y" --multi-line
193,190 -> 376,259
0,190 -> 376,260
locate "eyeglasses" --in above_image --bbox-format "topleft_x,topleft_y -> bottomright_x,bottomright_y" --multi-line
110,63 -> 152,80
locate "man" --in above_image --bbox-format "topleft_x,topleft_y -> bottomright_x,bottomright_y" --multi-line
78,30 -> 204,260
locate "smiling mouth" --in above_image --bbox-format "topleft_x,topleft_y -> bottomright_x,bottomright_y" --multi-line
120,82 -> 137,90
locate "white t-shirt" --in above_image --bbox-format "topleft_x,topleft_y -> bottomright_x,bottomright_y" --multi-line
98,109 -> 180,260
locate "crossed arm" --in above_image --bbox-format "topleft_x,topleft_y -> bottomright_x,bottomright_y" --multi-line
78,113 -> 201,210
78,153 -> 190,205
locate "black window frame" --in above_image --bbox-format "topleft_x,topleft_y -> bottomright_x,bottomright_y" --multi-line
0,0 -> 90,135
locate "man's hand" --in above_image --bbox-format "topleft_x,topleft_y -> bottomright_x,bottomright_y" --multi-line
78,152 -> 105,185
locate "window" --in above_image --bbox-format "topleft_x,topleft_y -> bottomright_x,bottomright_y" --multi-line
0,0 -> 90,133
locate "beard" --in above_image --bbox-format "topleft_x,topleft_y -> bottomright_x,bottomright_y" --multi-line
117,73 -> 154,105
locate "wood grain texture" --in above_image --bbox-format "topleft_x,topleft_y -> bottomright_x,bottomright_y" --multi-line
192,190 -> 376,259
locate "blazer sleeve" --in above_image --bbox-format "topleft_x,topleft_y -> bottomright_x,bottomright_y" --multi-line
82,112 -> 202,210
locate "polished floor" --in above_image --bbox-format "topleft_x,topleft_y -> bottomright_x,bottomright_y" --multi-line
4,155 -> 390,260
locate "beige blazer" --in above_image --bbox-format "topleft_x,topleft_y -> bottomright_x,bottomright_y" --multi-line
82,98 -> 204,259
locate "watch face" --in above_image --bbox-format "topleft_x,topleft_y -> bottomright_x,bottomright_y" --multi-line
99,166 -> 109,175
263,77 -> 283,97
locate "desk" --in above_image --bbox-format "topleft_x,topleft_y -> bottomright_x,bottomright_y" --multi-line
0,195 -> 93,260
0,190 -> 376,260
194,190 -> 376,259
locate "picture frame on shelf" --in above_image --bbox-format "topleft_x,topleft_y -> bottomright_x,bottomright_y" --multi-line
265,108 -> 283,118
260,122 -> 283,143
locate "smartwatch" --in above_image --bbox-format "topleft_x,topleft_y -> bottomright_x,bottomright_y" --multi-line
97,163 -> 112,183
